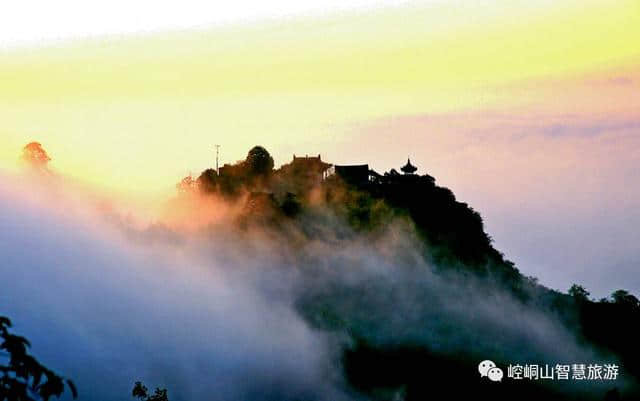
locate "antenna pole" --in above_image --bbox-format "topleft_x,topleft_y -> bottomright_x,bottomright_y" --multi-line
214,145 -> 220,174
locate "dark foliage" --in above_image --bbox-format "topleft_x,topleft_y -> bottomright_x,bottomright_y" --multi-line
281,192 -> 301,217
196,168 -> 218,194
188,146 -> 274,198
181,146 -> 640,400
245,146 -> 274,177
0,316 -> 76,401
611,290 -> 640,308
343,340 -> 572,401
132,381 -> 169,401
325,173 -> 516,277
577,291 -> 640,381
569,284 -> 591,302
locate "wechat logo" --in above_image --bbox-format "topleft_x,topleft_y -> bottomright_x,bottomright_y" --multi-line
479,360 -> 503,382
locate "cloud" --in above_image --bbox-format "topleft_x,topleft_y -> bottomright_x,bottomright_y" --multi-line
0,175 -> 349,401
1,171 -> 628,399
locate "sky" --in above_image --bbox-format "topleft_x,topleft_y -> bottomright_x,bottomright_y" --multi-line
0,0 -> 639,296
0,0 -> 414,47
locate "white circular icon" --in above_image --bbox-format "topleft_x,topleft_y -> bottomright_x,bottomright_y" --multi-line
478,360 -> 496,377
488,367 -> 504,382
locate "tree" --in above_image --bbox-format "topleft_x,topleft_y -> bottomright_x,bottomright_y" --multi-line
176,174 -> 195,194
132,381 -> 169,401
196,168 -> 218,194
21,142 -> 51,169
611,290 -> 640,308
245,146 -> 274,177
0,316 -> 76,401
281,192 -> 301,217
568,284 -> 590,302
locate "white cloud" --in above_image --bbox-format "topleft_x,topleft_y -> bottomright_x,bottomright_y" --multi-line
0,0 -> 413,48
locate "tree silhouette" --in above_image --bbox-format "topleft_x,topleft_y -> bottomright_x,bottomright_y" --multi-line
0,316 -> 76,401
21,142 -> 51,169
611,290 -> 640,308
132,381 -> 169,401
568,284 -> 590,302
176,174 -> 195,194
245,146 -> 274,177
196,168 -> 218,193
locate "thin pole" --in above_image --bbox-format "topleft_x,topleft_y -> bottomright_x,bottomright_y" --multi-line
214,145 -> 220,174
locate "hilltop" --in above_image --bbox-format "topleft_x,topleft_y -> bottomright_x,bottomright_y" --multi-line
16,142 -> 639,400
174,146 -> 640,400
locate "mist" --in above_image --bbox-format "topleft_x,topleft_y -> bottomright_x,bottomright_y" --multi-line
0,171 -> 625,400
0,175 -> 348,401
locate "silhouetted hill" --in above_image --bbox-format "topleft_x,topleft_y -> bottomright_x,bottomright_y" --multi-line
188,146 -> 640,400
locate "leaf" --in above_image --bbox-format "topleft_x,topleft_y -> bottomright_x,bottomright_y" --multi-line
132,381 -> 149,399
66,379 -> 78,399
2,334 -> 31,355
0,316 -> 12,329
32,367 -> 43,390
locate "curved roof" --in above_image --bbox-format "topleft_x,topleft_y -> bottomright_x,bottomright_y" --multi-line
401,158 -> 417,173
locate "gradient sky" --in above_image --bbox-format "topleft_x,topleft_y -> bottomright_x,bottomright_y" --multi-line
0,0 -> 639,296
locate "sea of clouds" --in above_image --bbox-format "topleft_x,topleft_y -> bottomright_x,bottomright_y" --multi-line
0,172 -> 623,400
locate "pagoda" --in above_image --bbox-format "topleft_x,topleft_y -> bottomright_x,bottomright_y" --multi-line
400,158 -> 418,175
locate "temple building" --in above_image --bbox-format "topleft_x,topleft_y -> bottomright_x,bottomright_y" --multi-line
401,158 -> 418,175
280,154 -> 332,180
277,154 -> 333,193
